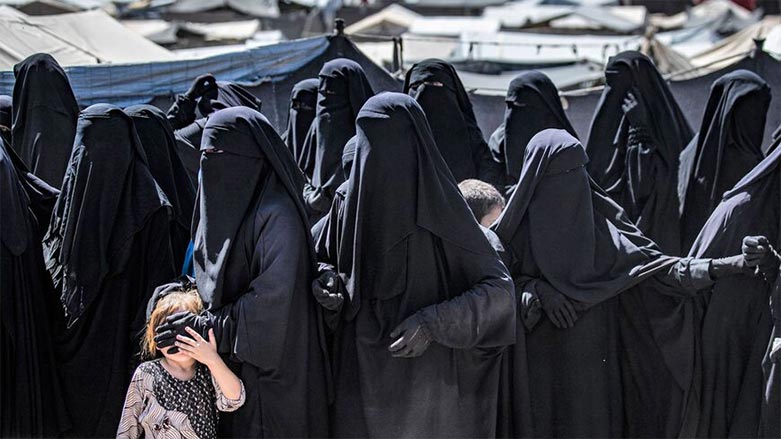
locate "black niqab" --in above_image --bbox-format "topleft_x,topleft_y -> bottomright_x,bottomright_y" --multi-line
43,104 -> 176,437
194,107 -> 328,437
494,129 -> 702,437
11,53 -> 79,188
303,59 -> 373,216
679,69 -> 771,251
586,51 -> 693,255
404,59 -> 488,183
283,78 -> 319,170
126,104 -> 196,269
327,92 -> 515,437
489,71 -> 576,190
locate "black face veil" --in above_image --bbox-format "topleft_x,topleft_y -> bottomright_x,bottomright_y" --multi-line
679,69 -> 771,251
43,104 -> 171,325
194,106 -> 310,308
11,53 -> 80,188
491,71 -> 577,182
403,59 -> 487,182
284,78 -> 319,169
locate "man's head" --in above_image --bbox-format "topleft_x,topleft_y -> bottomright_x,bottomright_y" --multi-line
458,179 -> 505,227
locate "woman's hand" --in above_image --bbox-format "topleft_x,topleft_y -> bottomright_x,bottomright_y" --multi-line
537,281 -> 578,329
175,327 -> 221,367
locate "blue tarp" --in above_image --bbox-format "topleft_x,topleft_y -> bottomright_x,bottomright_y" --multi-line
0,36 -> 330,107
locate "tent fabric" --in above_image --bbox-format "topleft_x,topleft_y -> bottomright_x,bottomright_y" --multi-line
0,9 -> 175,70
0,36 -> 330,108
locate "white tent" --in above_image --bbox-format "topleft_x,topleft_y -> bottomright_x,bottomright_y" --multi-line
0,7 -> 175,69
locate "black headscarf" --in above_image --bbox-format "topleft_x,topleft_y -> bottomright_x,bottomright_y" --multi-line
679,69 -> 771,251
126,104 -> 196,268
283,78 -> 319,170
680,126 -> 781,438
303,59 -> 373,213
489,71 -> 577,186
494,128 -> 674,306
11,54 -> 79,188
194,106 -> 309,308
197,81 -> 261,116
340,92 -> 497,318
403,59 -> 488,183
585,51 -> 693,255
43,104 -> 171,326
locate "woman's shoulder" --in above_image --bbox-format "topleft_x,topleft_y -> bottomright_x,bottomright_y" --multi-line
134,359 -> 164,378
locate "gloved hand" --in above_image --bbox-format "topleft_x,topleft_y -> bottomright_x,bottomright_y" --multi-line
537,280 -> 578,329
312,269 -> 344,312
155,311 -> 213,354
388,313 -> 432,358
185,74 -> 216,99
622,89 -> 650,130
742,236 -> 781,281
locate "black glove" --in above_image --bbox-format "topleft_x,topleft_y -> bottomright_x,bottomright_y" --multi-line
622,89 -> 649,130
185,74 -> 216,99
312,269 -> 344,312
388,313 -> 432,358
743,235 -> 781,281
154,311 -> 213,354
537,280 -> 578,329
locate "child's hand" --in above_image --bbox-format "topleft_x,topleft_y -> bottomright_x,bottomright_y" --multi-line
175,327 -> 221,367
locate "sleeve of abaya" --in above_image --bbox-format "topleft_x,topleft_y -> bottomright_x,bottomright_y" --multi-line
478,147 -> 507,190
166,95 -> 198,130
650,257 -> 714,296
209,207 -> 311,371
303,183 -> 333,218
416,243 -> 516,349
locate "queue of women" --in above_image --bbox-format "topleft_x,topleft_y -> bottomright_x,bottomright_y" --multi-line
1,50 -> 780,439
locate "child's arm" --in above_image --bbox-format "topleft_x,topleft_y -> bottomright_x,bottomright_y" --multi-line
177,327 -> 245,403
116,368 -> 146,439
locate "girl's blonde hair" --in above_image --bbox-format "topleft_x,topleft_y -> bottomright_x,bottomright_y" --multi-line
142,289 -> 204,359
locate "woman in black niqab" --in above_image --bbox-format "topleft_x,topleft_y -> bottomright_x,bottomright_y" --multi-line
11,53 -> 79,188
283,78 -> 319,173
43,104 -> 176,437
679,126 -> 781,438
126,104 -> 196,270
493,129 -> 751,438
302,58 -> 373,220
315,92 -> 516,437
404,59 -> 495,184
488,71 -> 576,195
167,76 -> 261,182
585,51 -> 693,256
1,138 -> 70,438
158,106 -> 329,437
679,69 -> 771,251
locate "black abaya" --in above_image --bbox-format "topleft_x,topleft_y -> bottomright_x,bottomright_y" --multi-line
1,139 -> 70,438
488,71 -> 576,194
126,104 -> 197,269
283,78 -> 319,174
494,129 -> 719,438
43,104 -> 176,437
585,51 -> 693,256
404,59 -> 496,183
193,107 -> 329,437
680,128 -> 781,438
302,59 -> 373,220
316,92 -> 516,438
11,53 -> 79,188
679,69 -> 771,251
